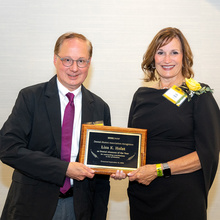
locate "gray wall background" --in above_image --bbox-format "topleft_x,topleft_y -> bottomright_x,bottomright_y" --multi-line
0,0 -> 220,219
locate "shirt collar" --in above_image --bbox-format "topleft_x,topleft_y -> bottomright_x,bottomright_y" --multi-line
57,78 -> 81,98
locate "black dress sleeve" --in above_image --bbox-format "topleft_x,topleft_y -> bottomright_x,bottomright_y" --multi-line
128,90 -> 138,128
193,90 -> 220,195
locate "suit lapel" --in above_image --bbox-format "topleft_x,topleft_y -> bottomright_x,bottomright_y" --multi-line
81,85 -> 95,124
45,76 -> 62,157
44,82 -> 95,158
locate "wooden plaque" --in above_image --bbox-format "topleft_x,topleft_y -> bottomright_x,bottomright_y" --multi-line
79,124 -> 147,175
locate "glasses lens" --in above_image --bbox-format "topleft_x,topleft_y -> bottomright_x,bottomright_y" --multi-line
77,59 -> 88,68
62,57 -> 72,67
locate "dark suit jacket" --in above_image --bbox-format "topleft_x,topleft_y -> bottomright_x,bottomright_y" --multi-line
0,75 -> 111,220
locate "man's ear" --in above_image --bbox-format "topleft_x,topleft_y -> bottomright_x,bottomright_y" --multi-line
88,57 -> 92,66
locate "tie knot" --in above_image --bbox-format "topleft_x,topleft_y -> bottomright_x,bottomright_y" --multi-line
66,92 -> 74,103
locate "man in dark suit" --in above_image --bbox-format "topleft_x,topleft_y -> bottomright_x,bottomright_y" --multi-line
0,32 -> 111,220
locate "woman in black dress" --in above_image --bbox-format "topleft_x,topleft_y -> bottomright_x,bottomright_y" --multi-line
126,27 -> 220,220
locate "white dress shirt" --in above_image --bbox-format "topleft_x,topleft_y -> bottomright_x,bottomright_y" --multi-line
57,79 -> 82,184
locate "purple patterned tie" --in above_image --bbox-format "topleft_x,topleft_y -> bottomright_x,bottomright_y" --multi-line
60,92 -> 75,194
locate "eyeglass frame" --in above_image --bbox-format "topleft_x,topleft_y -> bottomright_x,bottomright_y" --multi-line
56,54 -> 90,68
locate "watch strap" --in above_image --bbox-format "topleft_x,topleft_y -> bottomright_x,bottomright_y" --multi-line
162,162 -> 171,178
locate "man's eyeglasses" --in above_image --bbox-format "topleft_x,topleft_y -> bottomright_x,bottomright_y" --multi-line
56,54 -> 90,68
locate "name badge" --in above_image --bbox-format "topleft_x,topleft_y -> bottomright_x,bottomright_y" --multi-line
163,85 -> 187,107
85,120 -> 104,125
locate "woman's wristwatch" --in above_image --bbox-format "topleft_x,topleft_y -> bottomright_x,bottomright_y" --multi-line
162,162 -> 171,178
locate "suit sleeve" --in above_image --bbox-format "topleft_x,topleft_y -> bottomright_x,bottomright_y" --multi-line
103,102 -> 111,126
0,89 -> 68,186
92,101 -> 111,220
